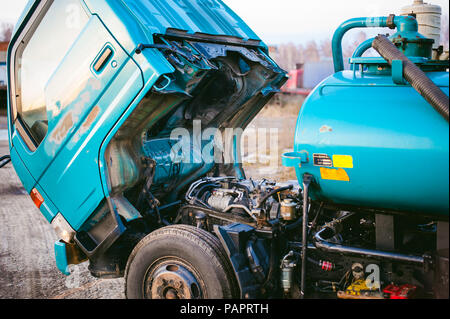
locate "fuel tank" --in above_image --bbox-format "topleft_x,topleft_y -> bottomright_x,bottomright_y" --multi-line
292,69 -> 449,216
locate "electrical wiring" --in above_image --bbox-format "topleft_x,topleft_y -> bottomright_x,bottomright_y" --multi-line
0,155 -> 11,168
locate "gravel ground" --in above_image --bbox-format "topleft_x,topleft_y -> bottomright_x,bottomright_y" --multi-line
0,119 -> 125,299
243,116 -> 297,181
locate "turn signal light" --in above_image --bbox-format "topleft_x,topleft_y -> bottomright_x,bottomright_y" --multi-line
30,188 -> 44,209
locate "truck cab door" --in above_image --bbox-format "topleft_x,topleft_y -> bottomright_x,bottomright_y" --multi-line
9,0 -> 143,227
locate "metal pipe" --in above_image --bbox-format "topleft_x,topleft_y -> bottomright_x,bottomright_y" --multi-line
332,15 -> 418,72
288,242 -> 317,251
314,226 -> 425,265
300,174 -> 313,299
353,38 -> 375,58
351,37 -> 375,71
333,17 -> 388,72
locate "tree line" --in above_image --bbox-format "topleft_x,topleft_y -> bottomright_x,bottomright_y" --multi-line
0,23 -> 13,42
272,14 -> 449,71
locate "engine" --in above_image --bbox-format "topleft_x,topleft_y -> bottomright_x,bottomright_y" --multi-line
178,177 -> 301,230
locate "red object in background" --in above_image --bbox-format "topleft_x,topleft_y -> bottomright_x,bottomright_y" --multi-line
281,66 -> 311,96
285,68 -> 304,90
383,284 -> 417,299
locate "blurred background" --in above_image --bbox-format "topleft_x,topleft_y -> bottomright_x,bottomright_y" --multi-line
1,0 -> 449,180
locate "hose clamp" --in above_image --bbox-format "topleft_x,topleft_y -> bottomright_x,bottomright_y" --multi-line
387,14 -> 396,29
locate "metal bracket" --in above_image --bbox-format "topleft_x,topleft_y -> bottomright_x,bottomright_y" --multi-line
282,152 -> 309,168
392,59 -> 406,85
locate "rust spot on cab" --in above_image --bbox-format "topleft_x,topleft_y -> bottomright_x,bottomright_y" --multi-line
320,125 -> 333,133
51,113 -> 74,143
82,106 -> 100,131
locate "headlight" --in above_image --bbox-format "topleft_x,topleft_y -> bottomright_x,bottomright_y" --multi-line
51,213 -> 76,243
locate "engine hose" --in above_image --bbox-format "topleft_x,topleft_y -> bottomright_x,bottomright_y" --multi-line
257,185 -> 294,209
0,155 -> 11,169
285,198 -> 321,233
285,216 -> 303,232
192,183 -> 220,200
372,35 -> 449,121
246,237 -> 265,283
262,239 -> 277,290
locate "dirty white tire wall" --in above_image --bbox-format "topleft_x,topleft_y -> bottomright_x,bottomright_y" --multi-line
124,225 -> 239,299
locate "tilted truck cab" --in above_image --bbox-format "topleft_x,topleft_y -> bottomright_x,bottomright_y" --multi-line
6,0 -> 449,299
7,0 -> 287,298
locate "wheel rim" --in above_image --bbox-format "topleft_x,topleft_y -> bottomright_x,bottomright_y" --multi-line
144,258 -> 204,299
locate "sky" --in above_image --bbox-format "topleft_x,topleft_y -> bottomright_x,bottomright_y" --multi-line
224,0 -> 450,43
1,0 -> 449,44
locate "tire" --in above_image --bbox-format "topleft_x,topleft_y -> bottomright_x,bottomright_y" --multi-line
124,225 -> 239,299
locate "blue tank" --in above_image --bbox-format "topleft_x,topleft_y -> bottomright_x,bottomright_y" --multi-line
284,16 -> 449,217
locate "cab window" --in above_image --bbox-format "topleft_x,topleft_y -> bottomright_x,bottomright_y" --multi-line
14,0 -> 88,146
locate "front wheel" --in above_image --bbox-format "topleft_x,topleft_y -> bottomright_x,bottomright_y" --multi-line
124,225 -> 239,299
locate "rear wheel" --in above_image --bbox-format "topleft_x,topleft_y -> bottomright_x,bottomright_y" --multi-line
124,225 -> 239,299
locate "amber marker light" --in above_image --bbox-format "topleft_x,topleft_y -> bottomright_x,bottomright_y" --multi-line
30,188 -> 44,209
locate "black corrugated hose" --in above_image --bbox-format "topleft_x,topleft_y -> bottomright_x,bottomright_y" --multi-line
0,155 -> 11,168
372,35 -> 449,122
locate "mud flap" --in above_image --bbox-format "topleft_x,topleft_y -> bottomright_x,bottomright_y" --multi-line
54,241 -> 70,276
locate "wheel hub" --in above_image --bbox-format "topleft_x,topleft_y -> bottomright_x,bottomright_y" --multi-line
149,263 -> 202,299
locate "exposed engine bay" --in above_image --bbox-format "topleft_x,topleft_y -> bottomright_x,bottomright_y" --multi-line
103,172 -> 440,299
180,177 -> 299,229
169,177 -> 439,299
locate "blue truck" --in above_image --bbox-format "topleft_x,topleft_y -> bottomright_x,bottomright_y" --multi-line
4,0 -> 449,299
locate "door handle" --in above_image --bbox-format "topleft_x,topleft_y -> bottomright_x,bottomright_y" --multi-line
93,47 -> 113,72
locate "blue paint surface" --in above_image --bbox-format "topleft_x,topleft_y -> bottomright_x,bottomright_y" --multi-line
294,70 -> 449,216
54,241 -> 70,276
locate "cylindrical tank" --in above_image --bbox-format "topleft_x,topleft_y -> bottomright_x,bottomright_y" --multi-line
293,69 -> 449,217
401,0 -> 442,50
